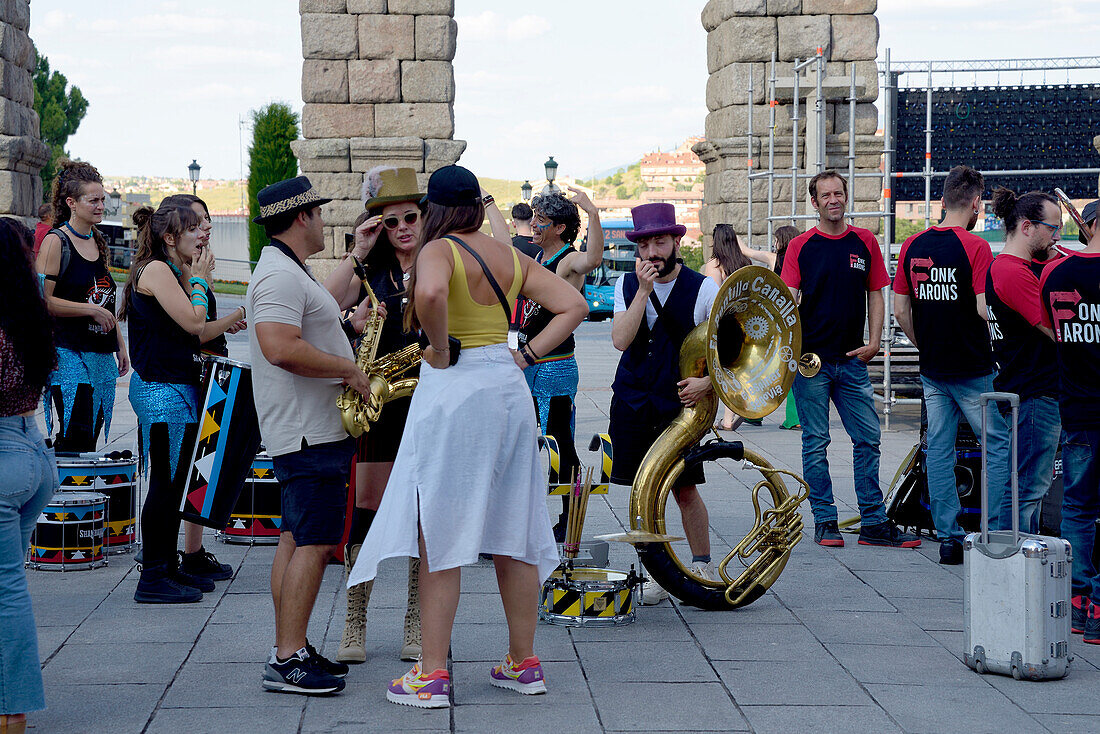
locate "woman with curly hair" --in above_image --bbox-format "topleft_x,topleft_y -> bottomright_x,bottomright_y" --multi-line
35,159 -> 129,452
0,218 -> 58,732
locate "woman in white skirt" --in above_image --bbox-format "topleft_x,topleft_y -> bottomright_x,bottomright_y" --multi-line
348,165 -> 587,708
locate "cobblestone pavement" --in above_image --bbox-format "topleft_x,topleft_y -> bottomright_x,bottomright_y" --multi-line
24,309 -> 1100,733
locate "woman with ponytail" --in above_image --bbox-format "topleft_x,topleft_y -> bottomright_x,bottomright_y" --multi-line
121,204 -> 244,604
35,159 -> 129,452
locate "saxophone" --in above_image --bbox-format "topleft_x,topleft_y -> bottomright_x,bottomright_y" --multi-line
336,257 -> 421,438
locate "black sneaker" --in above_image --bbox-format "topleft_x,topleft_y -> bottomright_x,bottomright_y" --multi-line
1085,602 -> 1100,645
1072,595 -> 1090,635
263,647 -> 345,695
181,547 -> 233,581
814,521 -> 844,547
305,641 -> 349,679
939,538 -> 963,565
173,556 -> 215,592
134,562 -> 203,604
858,521 -> 922,548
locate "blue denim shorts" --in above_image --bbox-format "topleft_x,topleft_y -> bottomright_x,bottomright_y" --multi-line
271,437 -> 355,546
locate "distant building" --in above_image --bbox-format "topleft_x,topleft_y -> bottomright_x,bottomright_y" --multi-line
639,137 -> 705,190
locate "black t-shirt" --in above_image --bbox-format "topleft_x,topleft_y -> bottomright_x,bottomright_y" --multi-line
986,254 -> 1057,400
893,226 -> 995,380
49,229 -> 119,354
518,245 -> 577,360
780,226 -> 890,360
1040,252 -> 1100,430
512,234 -> 540,259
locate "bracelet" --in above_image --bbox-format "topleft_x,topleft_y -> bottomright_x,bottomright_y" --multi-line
482,194 -> 494,206
190,293 -> 208,304
188,277 -> 209,292
427,344 -> 450,354
520,346 -> 536,367
238,305 -> 246,320
524,344 -> 539,361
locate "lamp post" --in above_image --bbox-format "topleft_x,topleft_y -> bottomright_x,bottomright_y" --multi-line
521,180 -> 532,202
542,156 -> 559,195
107,188 -> 121,217
188,159 -> 201,195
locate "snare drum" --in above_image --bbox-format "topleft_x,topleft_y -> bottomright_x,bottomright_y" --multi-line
180,355 -> 262,529
27,492 -> 107,571
56,454 -> 138,554
218,453 -> 282,545
539,568 -> 637,627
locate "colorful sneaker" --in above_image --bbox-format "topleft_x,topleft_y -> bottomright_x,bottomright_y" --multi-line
1084,601 -> 1100,645
1072,595 -> 1091,635
489,654 -> 547,695
814,521 -> 844,547
262,647 -> 345,695
386,663 -> 450,708
858,521 -> 921,548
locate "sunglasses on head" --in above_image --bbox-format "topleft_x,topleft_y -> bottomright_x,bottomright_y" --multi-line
383,211 -> 419,230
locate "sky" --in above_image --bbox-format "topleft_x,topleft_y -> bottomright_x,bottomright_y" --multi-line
33,0 -> 1100,182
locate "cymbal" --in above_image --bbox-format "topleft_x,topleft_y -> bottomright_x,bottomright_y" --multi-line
593,529 -> 685,544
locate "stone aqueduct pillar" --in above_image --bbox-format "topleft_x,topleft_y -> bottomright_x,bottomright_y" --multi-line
0,0 -> 48,220
293,0 -> 465,277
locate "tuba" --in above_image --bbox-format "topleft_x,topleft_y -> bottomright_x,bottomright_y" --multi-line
629,265 -> 819,609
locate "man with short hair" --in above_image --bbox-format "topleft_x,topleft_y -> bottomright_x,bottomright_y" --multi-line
510,202 -> 539,258
782,170 -> 920,551
894,165 -> 1010,565
32,203 -> 52,258
610,203 -> 720,604
248,176 -> 373,695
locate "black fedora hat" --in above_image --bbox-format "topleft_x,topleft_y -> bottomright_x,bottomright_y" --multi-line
253,175 -> 332,225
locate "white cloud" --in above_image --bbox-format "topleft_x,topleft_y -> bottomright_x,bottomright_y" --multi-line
456,10 -> 499,42
507,15 -> 548,43
456,11 -> 549,43
37,10 -> 70,33
610,85 -> 672,103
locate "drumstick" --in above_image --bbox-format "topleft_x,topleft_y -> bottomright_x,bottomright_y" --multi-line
564,469 -> 580,558
575,467 -> 594,543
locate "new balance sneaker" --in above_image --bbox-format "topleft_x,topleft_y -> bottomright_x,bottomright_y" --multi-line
180,547 -> 233,581
939,538 -> 964,566
640,579 -> 670,605
689,560 -> 720,583
814,521 -> 844,547
1072,595 -> 1091,635
386,663 -> 450,708
1084,601 -> 1100,645
262,647 -> 345,695
305,641 -> 349,679
489,654 -> 547,695
858,521 -> 921,548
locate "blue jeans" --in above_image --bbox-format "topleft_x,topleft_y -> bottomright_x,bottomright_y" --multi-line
791,357 -> 887,526
921,374 -> 1012,541
1000,396 -> 1061,534
0,416 -> 57,714
1061,429 -> 1100,601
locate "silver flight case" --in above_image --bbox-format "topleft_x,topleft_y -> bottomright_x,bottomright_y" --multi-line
963,392 -> 1072,681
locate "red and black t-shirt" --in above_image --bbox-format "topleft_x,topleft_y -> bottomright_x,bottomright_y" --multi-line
893,226 -> 994,380
781,226 -> 890,360
1039,253 -> 1100,430
986,254 -> 1057,400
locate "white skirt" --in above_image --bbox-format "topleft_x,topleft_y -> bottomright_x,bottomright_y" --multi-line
348,343 -> 559,586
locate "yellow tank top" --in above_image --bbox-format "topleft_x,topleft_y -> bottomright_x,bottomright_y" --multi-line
446,240 -> 523,348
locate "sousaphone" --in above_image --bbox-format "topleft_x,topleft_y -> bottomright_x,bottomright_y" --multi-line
629,265 -> 818,609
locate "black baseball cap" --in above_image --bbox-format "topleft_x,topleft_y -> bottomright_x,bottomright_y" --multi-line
423,165 -> 481,207
1080,200 -> 1098,246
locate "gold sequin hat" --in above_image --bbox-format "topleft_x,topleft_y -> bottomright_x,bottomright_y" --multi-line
252,176 -> 332,224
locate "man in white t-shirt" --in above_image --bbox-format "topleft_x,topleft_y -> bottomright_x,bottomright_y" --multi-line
247,176 -> 373,696
609,203 -> 720,605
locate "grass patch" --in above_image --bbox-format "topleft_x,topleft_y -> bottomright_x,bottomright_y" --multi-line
110,270 -> 247,296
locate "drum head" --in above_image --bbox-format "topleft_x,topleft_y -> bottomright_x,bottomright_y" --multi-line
202,354 -> 252,370
48,491 -> 108,506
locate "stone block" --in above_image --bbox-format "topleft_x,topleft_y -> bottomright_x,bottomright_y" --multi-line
357,14 -> 414,59
347,0 -> 386,11
389,0 -> 453,12
825,133 -> 882,169
424,137 -> 466,169
0,23 -> 33,68
778,15 -> 831,61
291,137 -> 351,172
848,60 -> 878,101
803,0 -> 876,13
830,14 -> 878,61
415,15 -> 457,61
350,136 -> 424,172
0,1 -> 29,32
301,13 -> 358,59
701,0 -> 767,32
717,168 -> 793,203
707,62 -> 766,110
319,198 -> 365,227
0,169 -> 38,216
0,132 -> 47,172
705,103 -> 795,140
301,59 -> 349,103
708,17 -> 776,71
299,0 -> 347,12
767,0 -> 802,13
0,62 -> 32,107
0,97 -> 37,137
347,59 -> 400,102
375,103 -> 453,138
400,60 -> 454,102
302,103 -> 375,138
304,172 -> 366,202
833,102 -> 877,135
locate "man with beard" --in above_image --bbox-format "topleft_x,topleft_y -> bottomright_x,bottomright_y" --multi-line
519,188 -> 604,539
782,171 -> 920,553
610,203 -> 720,604
893,165 -> 1008,564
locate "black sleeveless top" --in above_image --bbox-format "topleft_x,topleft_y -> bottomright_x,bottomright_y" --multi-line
358,264 -> 420,356
517,246 -> 577,360
49,228 -> 119,354
127,263 -> 201,386
774,247 -> 787,277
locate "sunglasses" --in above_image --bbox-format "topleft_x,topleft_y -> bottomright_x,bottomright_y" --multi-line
383,211 -> 419,230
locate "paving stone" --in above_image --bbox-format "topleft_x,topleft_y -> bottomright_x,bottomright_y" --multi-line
575,640 -> 716,683
67,605 -> 214,644
866,682 -> 1045,732
892,596 -> 964,632
452,661 -> 587,705
30,683 -> 164,734
691,621 -> 834,662
715,659 -> 873,705
453,702 -> 601,733
37,625 -> 73,661
985,667 -> 1100,714
450,622 -> 576,662
568,604 -> 694,642
800,611 -> 941,646
147,706 -> 303,734
1034,713 -> 1100,730
299,660 -> 449,732
589,681 -> 749,731
852,568 -> 963,599
828,642 -> 986,687
161,662 -> 302,709
740,704 -> 901,734
42,641 -> 191,685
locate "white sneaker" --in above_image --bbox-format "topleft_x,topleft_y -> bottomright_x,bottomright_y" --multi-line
640,579 -> 670,605
690,560 -> 720,583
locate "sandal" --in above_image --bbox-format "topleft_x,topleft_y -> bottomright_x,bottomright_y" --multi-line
713,422 -> 734,432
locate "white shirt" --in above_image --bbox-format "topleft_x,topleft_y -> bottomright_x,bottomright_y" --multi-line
613,269 -> 719,329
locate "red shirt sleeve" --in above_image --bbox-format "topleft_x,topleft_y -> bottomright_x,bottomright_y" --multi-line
781,232 -> 808,290
892,236 -> 915,295
858,228 -> 890,291
960,231 -> 994,294
991,255 -> 1043,327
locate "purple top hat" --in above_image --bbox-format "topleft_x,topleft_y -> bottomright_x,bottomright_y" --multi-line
625,202 -> 687,243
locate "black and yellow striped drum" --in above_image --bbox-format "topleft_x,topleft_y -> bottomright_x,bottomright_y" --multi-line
27,492 -> 107,571
538,568 -> 639,627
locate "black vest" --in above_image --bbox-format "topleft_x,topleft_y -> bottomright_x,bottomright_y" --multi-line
612,267 -> 705,414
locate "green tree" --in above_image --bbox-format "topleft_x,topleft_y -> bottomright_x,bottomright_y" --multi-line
32,52 -> 88,200
615,185 -> 628,200
247,102 -> 300,264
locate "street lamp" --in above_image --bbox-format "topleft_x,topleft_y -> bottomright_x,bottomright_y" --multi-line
107,188 -> 121,216
188,159 -> 201,195
542,156 -> 559,195
521,180 -> 532,202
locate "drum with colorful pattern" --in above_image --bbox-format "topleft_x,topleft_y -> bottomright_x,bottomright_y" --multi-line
217,453 -> 282,545
56,454 -> 138,554
27,492 -> 107,571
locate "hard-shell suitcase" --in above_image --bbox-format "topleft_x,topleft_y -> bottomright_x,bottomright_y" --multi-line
963,392 -> 1072,681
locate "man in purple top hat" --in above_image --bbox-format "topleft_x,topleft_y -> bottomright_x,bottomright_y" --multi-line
609,203 -> 720,605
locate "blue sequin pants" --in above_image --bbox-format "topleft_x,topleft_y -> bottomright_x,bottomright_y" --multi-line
45,347 -> 118,451
524,356 -> 580,523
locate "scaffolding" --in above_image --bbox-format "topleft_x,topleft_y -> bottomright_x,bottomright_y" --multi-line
744,50 -> 1100,428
